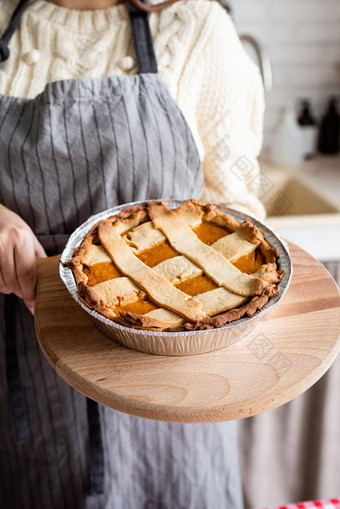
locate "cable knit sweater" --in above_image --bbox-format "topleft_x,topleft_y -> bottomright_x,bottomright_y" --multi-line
0,0 -> 266,219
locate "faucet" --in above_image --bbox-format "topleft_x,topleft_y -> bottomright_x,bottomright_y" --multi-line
239,35 -> 273,92
217,1 -> 273,92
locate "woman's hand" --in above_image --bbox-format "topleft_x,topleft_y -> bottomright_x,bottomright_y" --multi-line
0,204 -> 46,314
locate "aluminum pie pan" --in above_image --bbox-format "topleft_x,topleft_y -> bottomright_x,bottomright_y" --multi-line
59,199 -> 292,356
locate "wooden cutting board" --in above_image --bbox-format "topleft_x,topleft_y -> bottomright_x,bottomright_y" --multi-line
34,242 -> 340,423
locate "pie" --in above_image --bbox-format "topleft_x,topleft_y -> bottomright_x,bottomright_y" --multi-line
66,200 -> 285,331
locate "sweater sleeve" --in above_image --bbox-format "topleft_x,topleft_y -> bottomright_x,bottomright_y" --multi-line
194,2 -> 267,221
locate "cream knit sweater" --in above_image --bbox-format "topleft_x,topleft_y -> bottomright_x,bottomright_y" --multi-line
0,0 -> 266,220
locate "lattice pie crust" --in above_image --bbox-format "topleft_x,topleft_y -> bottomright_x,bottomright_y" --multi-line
67,200 -> 285,331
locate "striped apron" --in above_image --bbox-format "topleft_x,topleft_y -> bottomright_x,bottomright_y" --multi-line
0,2 -> 243,508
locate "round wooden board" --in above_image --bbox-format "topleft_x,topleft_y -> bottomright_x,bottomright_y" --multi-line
34,242 -> 340,423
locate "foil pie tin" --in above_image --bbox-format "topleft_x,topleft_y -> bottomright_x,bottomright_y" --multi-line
59,199 -> 293,356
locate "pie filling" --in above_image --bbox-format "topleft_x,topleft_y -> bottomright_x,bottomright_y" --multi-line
233,250 -> 265,274
175,275 -> 218,296
114,299 -> 158,316
192,221 -> 230,245
137,240 -> 178,267
84,262 -> 122,286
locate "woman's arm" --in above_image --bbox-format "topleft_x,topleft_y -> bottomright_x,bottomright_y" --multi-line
0,204 -> 46,314
191,1 -> 267,220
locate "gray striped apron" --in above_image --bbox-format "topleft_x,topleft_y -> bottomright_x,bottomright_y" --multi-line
0,1 -> 243,508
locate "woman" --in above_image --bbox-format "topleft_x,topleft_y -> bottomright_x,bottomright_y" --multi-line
0,0 -> 265,507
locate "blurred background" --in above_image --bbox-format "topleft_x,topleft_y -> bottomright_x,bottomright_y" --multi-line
229,0 -> 340,153
217,0 -> 340,269
218,2 -> 340,508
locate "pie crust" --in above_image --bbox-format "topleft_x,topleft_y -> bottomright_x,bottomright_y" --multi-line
66,200 -> 285,331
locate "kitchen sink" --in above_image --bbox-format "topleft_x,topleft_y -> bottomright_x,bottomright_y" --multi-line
261,169 -> 340,218
259,164 -> 340,262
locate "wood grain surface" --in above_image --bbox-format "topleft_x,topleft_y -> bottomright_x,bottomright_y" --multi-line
34,243 -> 340,423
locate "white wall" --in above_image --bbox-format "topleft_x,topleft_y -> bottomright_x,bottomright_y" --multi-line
229,0 -> 340,153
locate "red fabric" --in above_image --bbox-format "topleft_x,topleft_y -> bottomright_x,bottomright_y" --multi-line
263,498 -> 340,509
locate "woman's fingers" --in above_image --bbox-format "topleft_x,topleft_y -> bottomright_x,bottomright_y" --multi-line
0,226 -> 43,312
29,237 -> 47,315
33,236 -> 47,259
0,237 -> 23,299
0,207 -> 47,313
0,265 -> 11,294
14,237 -> 37,310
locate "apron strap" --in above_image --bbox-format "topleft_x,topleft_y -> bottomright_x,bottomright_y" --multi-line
128,0 -> 158,74
0,0 -> 30,63
1,0 -> 158,74
86,398 -> 105,495
4,294 -> 29,443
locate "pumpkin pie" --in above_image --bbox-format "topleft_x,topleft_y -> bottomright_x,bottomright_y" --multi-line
66,200 -> 285,331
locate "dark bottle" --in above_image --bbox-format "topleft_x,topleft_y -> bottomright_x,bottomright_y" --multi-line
298,99 -> 317,159
318,98 -> 340,155
298,99 -> 316,126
